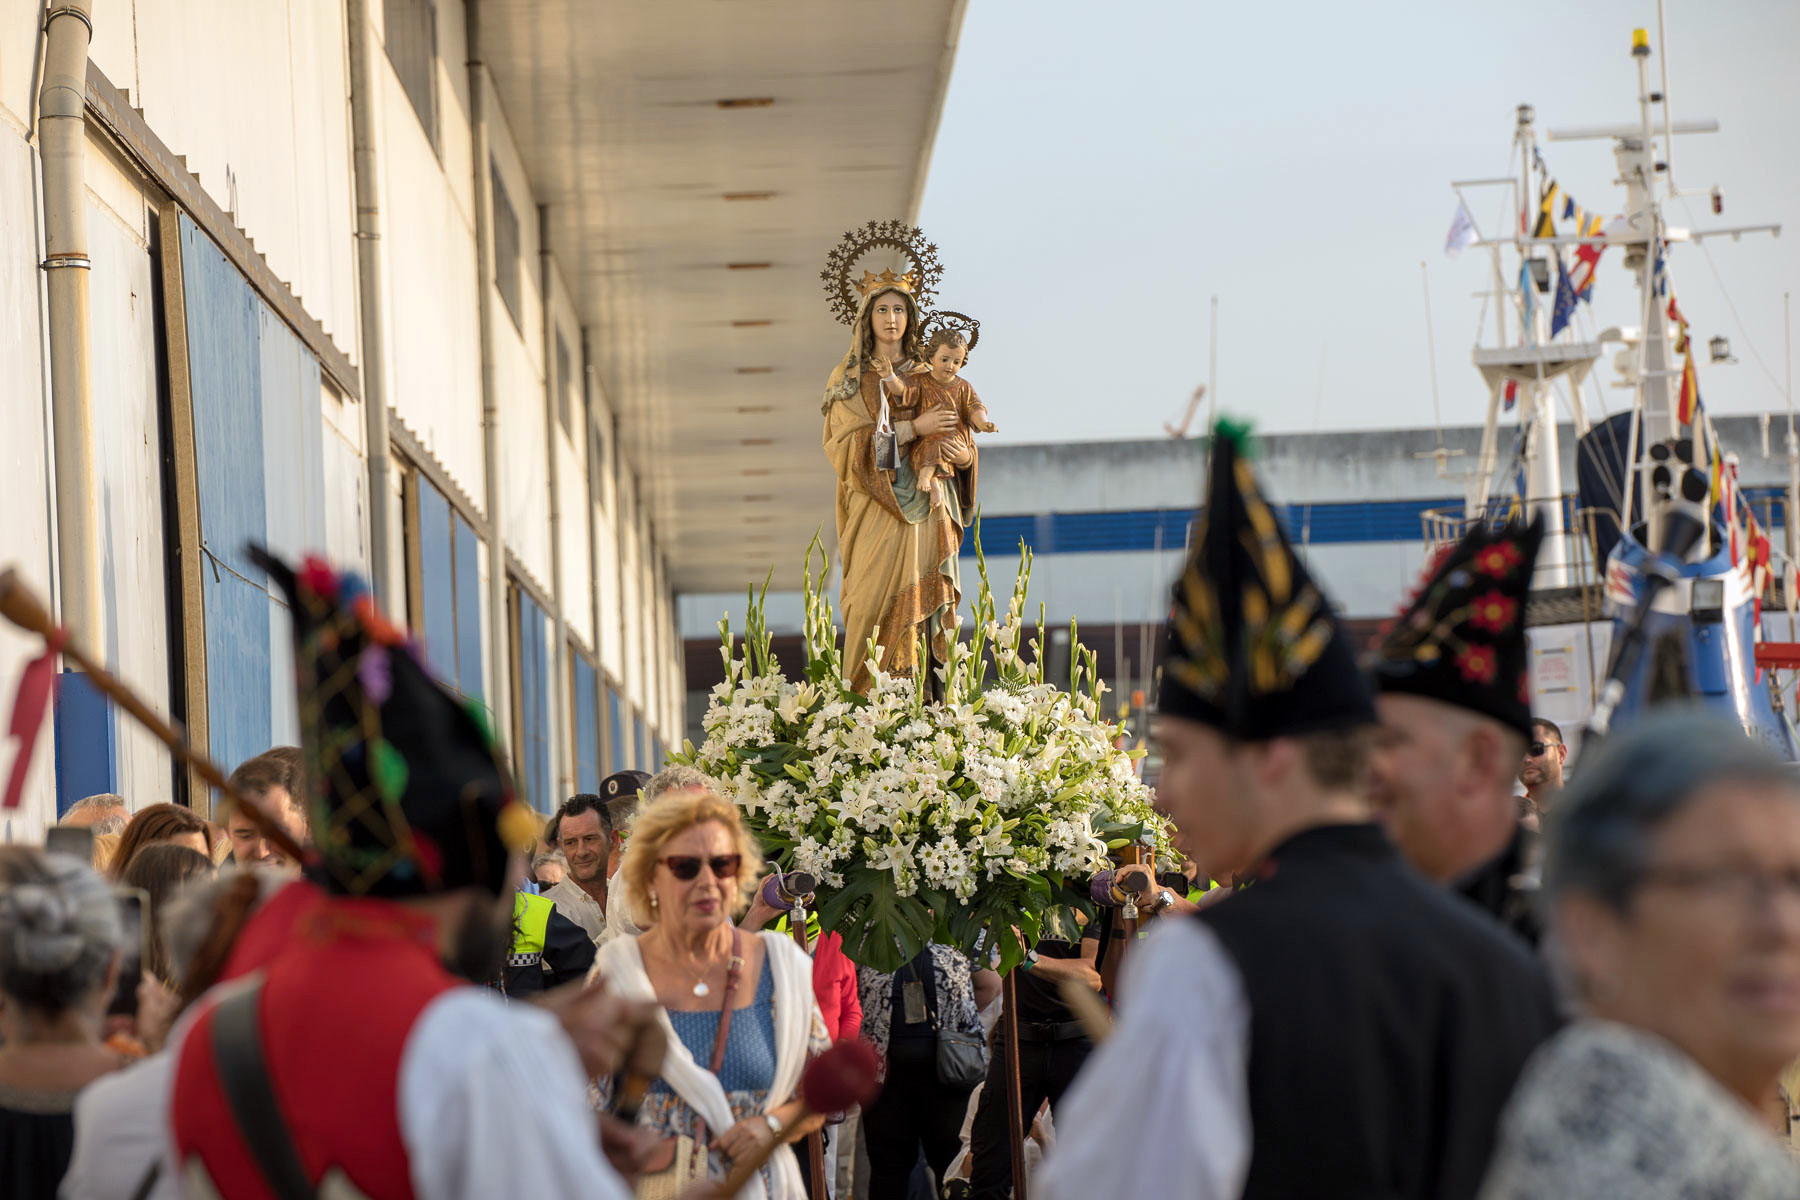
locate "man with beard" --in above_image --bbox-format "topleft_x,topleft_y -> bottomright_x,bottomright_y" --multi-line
1365,521 -> 1545,941
1518,717 -> 1568,819
1041,423 -> 1557,1200
167,553 -> 653,1198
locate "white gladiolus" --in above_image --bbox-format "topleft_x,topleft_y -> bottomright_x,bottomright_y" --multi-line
673,537 -> 1167,971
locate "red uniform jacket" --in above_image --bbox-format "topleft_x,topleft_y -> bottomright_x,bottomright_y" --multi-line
172,897 -> 458,1199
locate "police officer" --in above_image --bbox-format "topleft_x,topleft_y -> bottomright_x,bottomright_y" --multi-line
498,886 -> 596,996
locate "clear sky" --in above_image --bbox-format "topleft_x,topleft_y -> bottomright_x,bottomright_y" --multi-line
916,0 -> 1800,444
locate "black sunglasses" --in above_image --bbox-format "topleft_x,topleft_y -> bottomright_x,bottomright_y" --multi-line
1528,741 -> 1560,757
660,854 -> 743,882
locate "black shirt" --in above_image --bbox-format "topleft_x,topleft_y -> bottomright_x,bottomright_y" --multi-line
890,948 -> 941,1041
1015,933 -> 1098,1025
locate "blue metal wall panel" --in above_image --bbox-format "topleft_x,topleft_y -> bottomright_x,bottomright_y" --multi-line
181,216 -> 272,773
515,591 -> 551,810
454,515 -> 484,700
54,672 -> 117,813
572,656 -> 599,793
633,713 -> 645,773
607,687 -> 626,774
418,480 -> 456,682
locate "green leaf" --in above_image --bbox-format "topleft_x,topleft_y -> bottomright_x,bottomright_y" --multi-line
817,867 -> 936,974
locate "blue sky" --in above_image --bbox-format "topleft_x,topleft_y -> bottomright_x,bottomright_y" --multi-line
917,0 -> 1800,443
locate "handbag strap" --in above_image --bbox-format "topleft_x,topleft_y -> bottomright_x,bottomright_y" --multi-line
694,930 -> 746,1154
210,981 -> 316,1200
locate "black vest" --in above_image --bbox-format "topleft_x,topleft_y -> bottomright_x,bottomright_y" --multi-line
1199,823 -> 1558,1200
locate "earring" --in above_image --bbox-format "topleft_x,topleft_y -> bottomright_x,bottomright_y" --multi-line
650,893 -> 659,908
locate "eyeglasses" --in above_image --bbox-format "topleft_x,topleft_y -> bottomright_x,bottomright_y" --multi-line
1528,741 -> 1560,757
660,854 -> 743,882
1639,863 -> 1800,909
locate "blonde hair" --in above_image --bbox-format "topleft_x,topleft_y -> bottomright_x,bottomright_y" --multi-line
619,790 -> 762,930
91,832 -> 121,875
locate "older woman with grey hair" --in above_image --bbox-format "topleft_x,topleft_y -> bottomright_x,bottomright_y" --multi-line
0,847 -> 125,1198
1480,707 -> 1800,1199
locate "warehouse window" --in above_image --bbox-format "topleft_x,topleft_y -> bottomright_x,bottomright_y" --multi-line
491,161 -> 522,331
405,471 -> 484,704
385,0 -> 438,146
556,328 -> 574,436
570,649 -> 600,793
511,583 -> 551,810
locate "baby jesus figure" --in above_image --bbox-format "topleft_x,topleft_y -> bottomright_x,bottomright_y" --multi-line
903,328 -> 996,498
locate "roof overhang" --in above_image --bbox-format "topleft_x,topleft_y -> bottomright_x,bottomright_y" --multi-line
481,0 -> 968,592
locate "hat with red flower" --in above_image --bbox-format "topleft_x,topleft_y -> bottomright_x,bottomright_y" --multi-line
249,545 -> 532,898
1157,419 -> 1376,739
1366,517 -> 1544,736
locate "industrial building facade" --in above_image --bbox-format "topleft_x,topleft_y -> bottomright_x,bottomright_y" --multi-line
1,1 -> 967,835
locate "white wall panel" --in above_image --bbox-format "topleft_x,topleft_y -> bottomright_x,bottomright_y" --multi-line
0,129 -> 56,835
0,1 -> 41,131
320,384 -> 370,573
379,60 -> 484,505
497,326 -> 550,588
122,0 -> 356,348
286,0 -> 358,361
558,436 -> 591,647
86,178 -> 173,812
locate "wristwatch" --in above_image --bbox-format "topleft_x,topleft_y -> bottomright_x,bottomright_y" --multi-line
764,1113 -> 783,1135
1152,889 -> 1177,913
1020,949 -> 1040,970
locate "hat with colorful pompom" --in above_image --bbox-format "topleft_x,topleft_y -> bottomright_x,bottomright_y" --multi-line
1365,517 -> 1544,737
250,545 -> 534,898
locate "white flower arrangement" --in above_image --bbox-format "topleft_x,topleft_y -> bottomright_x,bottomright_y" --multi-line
677,530 -> 1168,973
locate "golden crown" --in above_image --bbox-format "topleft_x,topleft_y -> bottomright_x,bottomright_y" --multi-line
855,268 -> 920,296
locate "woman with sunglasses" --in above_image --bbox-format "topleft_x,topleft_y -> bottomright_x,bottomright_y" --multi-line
588,789 -> 828,1200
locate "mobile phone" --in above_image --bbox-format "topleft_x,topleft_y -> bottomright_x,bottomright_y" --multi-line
109,887 -> 149,1017
45,825 -> 94,864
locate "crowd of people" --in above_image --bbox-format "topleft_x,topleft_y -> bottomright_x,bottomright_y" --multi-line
4,432 -> 1800,1200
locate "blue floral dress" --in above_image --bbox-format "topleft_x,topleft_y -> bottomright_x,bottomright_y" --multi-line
596,957 -> 828,1195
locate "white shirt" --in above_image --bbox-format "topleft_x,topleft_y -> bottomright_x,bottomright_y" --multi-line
61,1053 -> 176,1200
544,876 -> 608,943
1038,919 -> 1253,1200
155,981 -> 632,1200
599,868 -> 643,944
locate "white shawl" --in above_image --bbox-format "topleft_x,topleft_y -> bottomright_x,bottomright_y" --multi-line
593,931 -> 818,1200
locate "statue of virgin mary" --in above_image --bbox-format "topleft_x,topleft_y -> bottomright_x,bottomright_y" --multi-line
819,222 -> 975,693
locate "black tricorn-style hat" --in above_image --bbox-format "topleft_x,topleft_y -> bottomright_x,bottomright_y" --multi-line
251,546 -> 534,898
1156,421 -> 1377,740
1366,517 -> 1544,737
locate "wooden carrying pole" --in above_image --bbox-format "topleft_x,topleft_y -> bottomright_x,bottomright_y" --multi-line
1001,969 -> 1028,1200
790,910 -> 830,1200
0,567 -> 306,860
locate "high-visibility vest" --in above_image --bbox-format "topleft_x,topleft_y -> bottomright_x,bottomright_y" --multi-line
509,890 -> 552,970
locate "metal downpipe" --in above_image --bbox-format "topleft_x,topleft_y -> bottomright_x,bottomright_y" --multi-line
539,208 -> 568,797
39,0 -> 99,645
345,0 -> 395,605
467,0 -> 511,749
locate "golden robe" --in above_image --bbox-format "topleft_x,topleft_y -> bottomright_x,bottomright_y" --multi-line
822,362 -> 977,693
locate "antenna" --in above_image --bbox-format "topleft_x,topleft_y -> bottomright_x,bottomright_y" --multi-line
1206,295 -> 1219,431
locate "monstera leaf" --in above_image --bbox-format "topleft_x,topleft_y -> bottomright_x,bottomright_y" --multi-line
816,865 -> 937,974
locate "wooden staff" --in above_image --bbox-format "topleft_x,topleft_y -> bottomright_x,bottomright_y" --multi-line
1001,968 -> 1028,1200
0,567 -> 307,861
789,905 -> 830,1200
